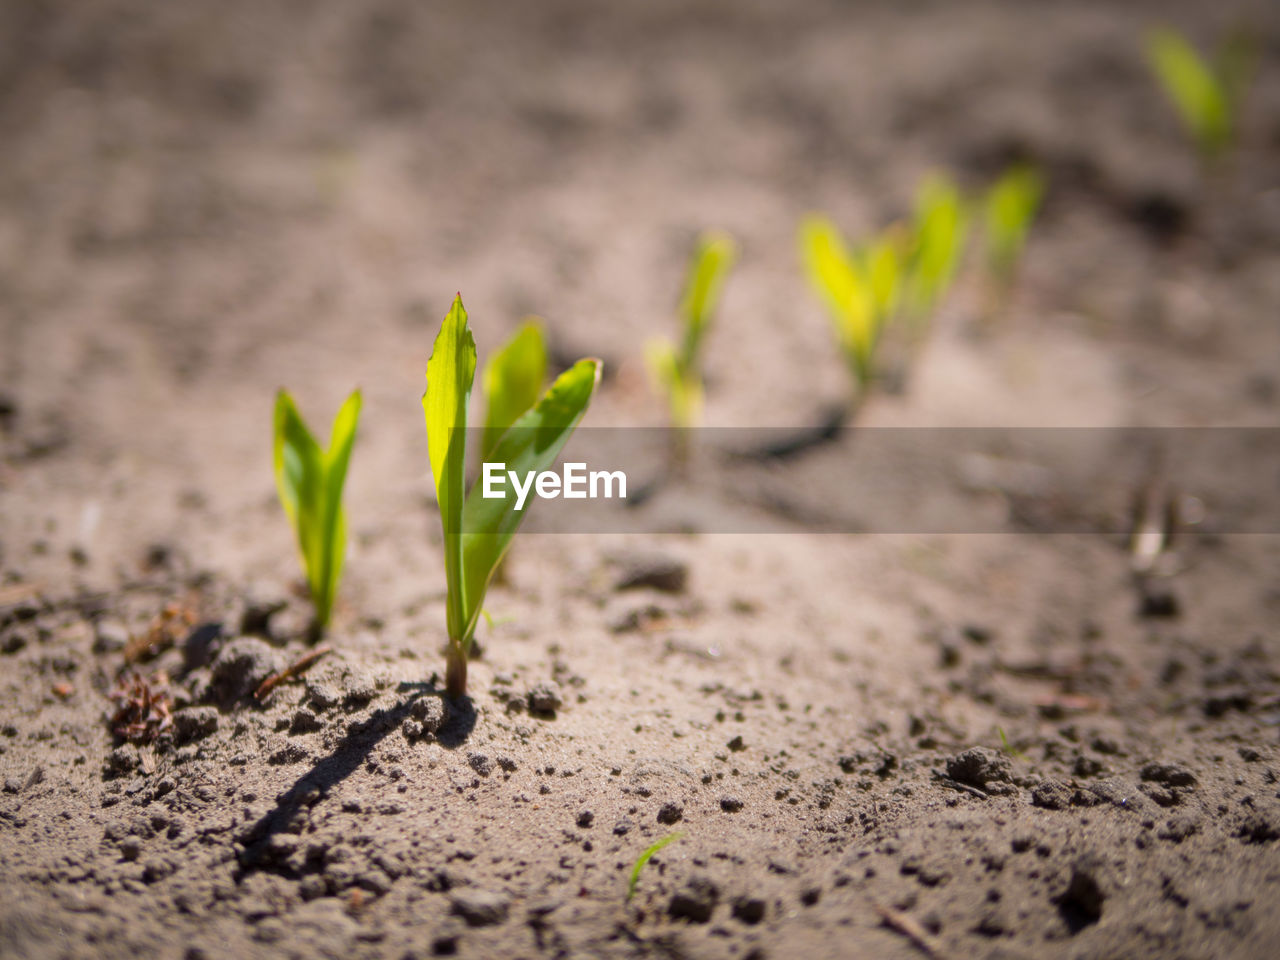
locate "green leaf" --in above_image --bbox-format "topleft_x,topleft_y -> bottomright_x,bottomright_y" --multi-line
864,231 -> 902,328
423,294 -> 477,643
315,389 -> 361,626
627,832 -> 683,901
1144,26 -> 1231,160
677,230 -> 737,371
460,358 -> 601,643
645,338 -> 700,429
273,388 -> 361,628
799,215 -> 878,386
983,164 -> 1044,283
904,173 -> 968,322
481,320 -> 548,461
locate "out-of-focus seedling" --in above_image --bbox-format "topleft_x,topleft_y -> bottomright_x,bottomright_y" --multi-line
902,172 -> 969,337
800,214 -> 902,418
997,727 -> 1028,761
424,295 -> 600,698
981,164 -> 1044,311
273,389 -> 362,634
481,320 -> 548,461
1144,25 -> 1256,168
627,831 -> 683,901
646,230 -> 737,467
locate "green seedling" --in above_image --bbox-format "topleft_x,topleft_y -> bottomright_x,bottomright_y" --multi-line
981,164 -> 1044,301
800,214 -> 902,416
627,831 -> 683,901
424,295 -> 600,699
1143,25 -> 1256,166
646,231 -> 737,463
997,727 -> 1027,761
902,172 -> 969,333
273,389 -> 362,633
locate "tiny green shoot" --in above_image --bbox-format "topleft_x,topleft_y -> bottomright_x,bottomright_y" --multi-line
997,727 -> 1027,761
423,295 -> 601,699
902,172 -> 969,333
646,231 -> 737,462
1143,25 -> 1255,166
799,214 -> 902,415
627,831 -> 684,901
273,389 -> 362,633
981,164 -> 1044,301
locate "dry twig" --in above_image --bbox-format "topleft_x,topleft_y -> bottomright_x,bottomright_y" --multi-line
254,645 -> 332,702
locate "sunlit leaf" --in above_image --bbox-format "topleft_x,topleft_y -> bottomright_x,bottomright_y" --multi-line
627,832 -> 683,901
481,320 -> 548,460
461,359 -> 601,642
423,294 -> 477,644
678,230 -> 737,370
799,214 -> 878,386
273,388 -> 361,628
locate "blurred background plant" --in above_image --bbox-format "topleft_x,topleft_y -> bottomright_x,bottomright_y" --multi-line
646,230 -> 737,469
1143,24 -> 1258,171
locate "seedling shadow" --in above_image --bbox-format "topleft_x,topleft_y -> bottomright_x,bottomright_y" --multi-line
236,683 -> 475,877
725,402 -> 848,463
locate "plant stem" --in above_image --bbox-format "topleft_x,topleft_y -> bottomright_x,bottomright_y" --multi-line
445,639 -> 468,699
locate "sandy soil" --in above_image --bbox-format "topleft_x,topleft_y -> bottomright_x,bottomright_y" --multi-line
3,1 -> 1280,957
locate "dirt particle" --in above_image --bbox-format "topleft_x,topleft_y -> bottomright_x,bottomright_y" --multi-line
527,682 -> 563,715
1086,777 -> 1153,813
613,818 -> 633,835
203,638 -> 282,706
946,748 -> 1014,792
449,888 -> 511,927
103,745 -> 139,779
269,742 -> 310,765
720,796 -> 744,813
290,706 -> 324,734
92,619 -> 130,654
1141,762 -> 1197,787
307,682 -> 343,712
576,809 -> 594,828
342,672 -> 380,708
732,895 -> 765,924
972,908 -> 1007,937
467,753 -> 494,776
409,695 -> 447,733
173,706 -> 219,743
1158,814 -> 1200,842
1056,856 -> 1107,932
1238,811 -> 1280,844
657,801 -> 684,825
1032,779 -> 1072,810
668,876 -> 718,923
727,735 -> 746,752
614,551 -> 688,593
431,920 -> 464,955
1138,583 -> 1180,618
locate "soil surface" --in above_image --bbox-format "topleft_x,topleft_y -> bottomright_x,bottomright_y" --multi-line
3,1 -> 1280,958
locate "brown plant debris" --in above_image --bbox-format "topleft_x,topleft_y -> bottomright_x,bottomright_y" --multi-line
254,645 -> 332,702
109,671 -> 174,743
123,598 -> 198,664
